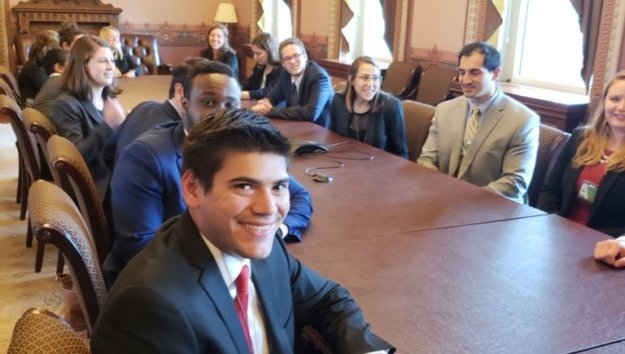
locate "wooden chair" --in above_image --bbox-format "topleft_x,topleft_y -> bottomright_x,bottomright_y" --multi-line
402,100 -> 436,161
28,180 -> 108,334
47,135 -> 111,264
13,33 -> 37,72
0,80 -> 26,206
7,307 -> 90,354
381,61 -> 420,97
23,107 -> 57,179
0,65 -> 24,107
121,33 -> 172,75
527,124 -> 571,207
415,66 -> 458,106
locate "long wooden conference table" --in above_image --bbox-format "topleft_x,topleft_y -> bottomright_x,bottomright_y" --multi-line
117,75 -> 623,353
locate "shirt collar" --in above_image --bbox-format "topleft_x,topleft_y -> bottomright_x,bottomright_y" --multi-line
201,233 -> 251,289
470,87 -> 500,116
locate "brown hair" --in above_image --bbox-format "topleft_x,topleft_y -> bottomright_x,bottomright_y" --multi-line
206,23 -> 235,62
29,31 -> 60,65
60,35 -> 116,101
278,37 -> 307,60
251,32 -> 280,66
344,56 -> 383,114
573,70 -> 625,172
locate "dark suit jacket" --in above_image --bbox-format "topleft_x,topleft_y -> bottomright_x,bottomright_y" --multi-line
115,47 -> 141,76
201,48 -> 239,78
266,61 -> 333,128
113,100 -> 181,164
32,75 -> 62,120
52,92 -> 115,198
17,59 -> 48,99
242,64 -> 283,100
92,212 -> 392,353
330,91 -> 409,158
538,128 -> 625,237
104,122 -> 313,282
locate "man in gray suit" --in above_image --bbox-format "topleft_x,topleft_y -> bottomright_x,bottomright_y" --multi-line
417,41 -> 539,204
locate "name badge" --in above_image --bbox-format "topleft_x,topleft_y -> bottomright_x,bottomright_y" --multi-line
578,180 -> 598,203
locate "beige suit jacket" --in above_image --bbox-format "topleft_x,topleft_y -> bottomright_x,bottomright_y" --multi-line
417,90 -> 539,204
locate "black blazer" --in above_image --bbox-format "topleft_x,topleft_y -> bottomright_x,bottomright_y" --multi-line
538,128 -> 625,236
266,61 -> 333,127
52,92 -> 115,198
242,64 -> 283,100
201,48 -> 239,78
330,91 -> 409,158
17,59 -> 48,99
115,47 -> 140,76
92,212 -> 393,353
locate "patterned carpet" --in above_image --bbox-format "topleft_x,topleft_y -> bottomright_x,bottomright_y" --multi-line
0,124 -> 63,352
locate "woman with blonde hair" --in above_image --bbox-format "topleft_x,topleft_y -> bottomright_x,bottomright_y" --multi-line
200,23 -> 239,78
330,55 -> 408,158
52,35 -> 125,197
539,70 -> 625,238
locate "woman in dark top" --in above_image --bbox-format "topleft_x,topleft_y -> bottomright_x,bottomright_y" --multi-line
18,31 -> 59,100
330,56 -> 409,158
538,71 -> 625,238
52,35 -> 125,198
241,32 -> 282,100
200,23 -> 238,78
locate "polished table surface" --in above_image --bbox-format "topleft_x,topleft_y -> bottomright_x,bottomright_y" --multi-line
116,75 -> 170,111
271,119 -> 545,245
290,215 -> 621,354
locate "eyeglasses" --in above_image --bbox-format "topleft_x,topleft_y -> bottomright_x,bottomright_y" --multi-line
281,52 -> 304,63
355,75 -> 382,83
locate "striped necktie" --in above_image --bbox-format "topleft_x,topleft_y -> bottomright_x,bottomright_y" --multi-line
462,106 -> 480,156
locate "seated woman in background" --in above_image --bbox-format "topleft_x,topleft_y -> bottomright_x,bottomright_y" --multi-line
18,30 -> 59,101
200,23 -> 238,78
538,71 -> 625,242
52,35 -> 125,198
99,26 -> 140,78
241,32 -> 282,100
32,47 -> 69,120
330,56 -> 409,158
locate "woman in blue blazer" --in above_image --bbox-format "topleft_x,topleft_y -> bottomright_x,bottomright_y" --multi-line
201,23 -> 239,78
330,56 -> 409,158
538,71 -> 625,238
241,32 -> 283,100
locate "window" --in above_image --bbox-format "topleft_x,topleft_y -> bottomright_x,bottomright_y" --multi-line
497,0 -> 586,94
340,0 -> 392,63
257,0 -> 293,42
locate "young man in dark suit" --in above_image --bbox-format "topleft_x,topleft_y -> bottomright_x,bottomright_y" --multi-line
92,108 -> 393,353
251,37 -> 333,127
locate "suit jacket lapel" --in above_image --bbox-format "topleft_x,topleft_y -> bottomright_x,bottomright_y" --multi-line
448,99 -> 468,175
458,93 -> 505,177
83,100 -> 104,127
178,213 -> 253,354
173,123 -> 185,173
589,172 -> 618,218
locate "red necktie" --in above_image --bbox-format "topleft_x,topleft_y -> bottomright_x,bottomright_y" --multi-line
235,265 -> 254,354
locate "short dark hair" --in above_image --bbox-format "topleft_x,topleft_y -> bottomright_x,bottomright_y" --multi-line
182,60 -> 234,99
41,47 -> 69,76
182,108 -> 290,191
58,22 -> 86,48
168,57 -> 210,98
458,41 -> 501,72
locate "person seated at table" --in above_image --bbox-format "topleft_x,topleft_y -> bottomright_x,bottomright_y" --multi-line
417,41 -> 539,204
241,32 -> 283,100
250,37 -> 333,127
52,35 -> 125,198
91,107 -> 393,354
538,71 -> 625,240
330,56 -> 409,158
99,26 -> 140,78
200,23 -> 239,78
58,22 -> 86,51
113,58 -> 209,163
18,31 -> 59,100
32,47 -> 69,120
104,61 -> 313,284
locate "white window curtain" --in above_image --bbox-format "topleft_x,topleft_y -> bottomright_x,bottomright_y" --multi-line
257,0 -> 293,42
340,0 -> 392,62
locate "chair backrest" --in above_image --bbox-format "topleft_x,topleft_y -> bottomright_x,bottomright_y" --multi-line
8,307 -> 90,354
24,107 -> 57,178
0,65 -> 24,107
415,66 -> 458,106
401,100 -> 436,161
527,124 -> 571,207
333,80 -> 347,94
0,94 -> 41,182
13,34 -> 37,68
28,180 -> 107,334
382,61 -> 419,97
121,33 -> 162,75
47,135 -> 110,263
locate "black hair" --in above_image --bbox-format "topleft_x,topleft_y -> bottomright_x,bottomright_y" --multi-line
458,41 -> 501,72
